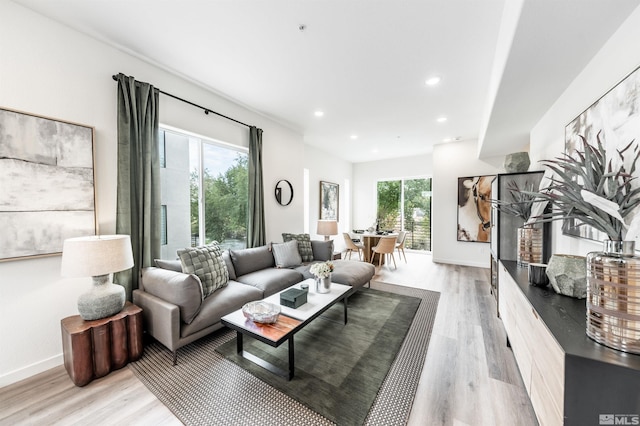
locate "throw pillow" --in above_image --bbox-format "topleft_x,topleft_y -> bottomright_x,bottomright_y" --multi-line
177,243 -> 229,297
282,233 -> 313,262
272,240 -> 303,268
311,240 -> 334,261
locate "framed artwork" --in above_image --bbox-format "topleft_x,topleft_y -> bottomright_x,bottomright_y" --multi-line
564,65 -> 640,242
457,175 -> 495,242
319,181 -> 339,220
0,107 -> 96,261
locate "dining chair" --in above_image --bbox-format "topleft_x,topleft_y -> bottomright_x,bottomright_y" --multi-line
396,230 -> 407,263
370,236 -> 398,269
343,233 -> 364,260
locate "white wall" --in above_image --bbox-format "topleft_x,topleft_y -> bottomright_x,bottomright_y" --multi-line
432,140 -> 502,268
352,153 -> 433,232
303,145 -> 353,250
0,2 -> 306,386
530,5 -> 640,258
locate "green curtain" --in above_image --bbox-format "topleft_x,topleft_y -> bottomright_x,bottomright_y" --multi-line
248,126 -> 265,247
114,73 -> 161,300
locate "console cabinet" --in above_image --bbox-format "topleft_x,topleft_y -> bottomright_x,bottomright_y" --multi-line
499,263 -> 563,425
499,260 -> 640,426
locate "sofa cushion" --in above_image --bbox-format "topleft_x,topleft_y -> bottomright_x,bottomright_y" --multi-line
311,240 -> 333,261
154,258 -> 183,272
230,245 -> 275,277
222,250 -> 236,280
235,268 -> 303,297
181,280 -> 263,337
282,233 -> 313,262
178,243 -> 229,297
141,267 -> 203,324
272,240 -> 302,268
295,260 -> 375,289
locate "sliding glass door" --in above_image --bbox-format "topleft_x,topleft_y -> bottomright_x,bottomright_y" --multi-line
376,178 -> 431,251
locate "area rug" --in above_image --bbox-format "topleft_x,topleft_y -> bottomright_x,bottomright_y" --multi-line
129,281 -> 439,426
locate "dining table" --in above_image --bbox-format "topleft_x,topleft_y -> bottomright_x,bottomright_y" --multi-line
352,232 -> 398,264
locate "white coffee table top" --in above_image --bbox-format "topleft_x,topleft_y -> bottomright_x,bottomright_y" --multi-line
263,278 -> 351,321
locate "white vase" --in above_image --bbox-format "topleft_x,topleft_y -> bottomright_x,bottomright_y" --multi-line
315,275 -> 331,293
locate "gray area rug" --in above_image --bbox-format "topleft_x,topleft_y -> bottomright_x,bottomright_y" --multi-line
217,287 -> 420,425
129,282 -> 439,426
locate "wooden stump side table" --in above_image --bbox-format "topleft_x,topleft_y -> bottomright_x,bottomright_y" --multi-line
61,301 -> 143,386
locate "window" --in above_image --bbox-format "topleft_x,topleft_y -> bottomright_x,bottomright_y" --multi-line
376,178 -> 431,251
161,205 -> 167,245
159,130 -> 166,168
159,127 -> 248,259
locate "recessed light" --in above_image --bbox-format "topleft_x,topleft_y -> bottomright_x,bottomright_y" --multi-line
443,137 -> 452,142
425,76 -> 441,86
350,134 -> 358,140
437,116 -> 447,123
314,110 -> 324,117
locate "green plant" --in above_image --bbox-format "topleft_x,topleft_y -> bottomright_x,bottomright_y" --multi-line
531,131 -> 640,241
492,180 -> 537,222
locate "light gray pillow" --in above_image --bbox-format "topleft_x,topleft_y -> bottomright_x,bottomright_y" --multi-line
177,243 -> 229,297
272,240 -> 303,268
282,233 -> 313,262
141,267 -> 203,324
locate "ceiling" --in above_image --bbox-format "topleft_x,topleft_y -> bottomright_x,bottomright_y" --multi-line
13,0 -> 640,163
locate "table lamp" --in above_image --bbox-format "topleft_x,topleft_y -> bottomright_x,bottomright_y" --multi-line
317,220 -> 338,241
61,235 -> 134,321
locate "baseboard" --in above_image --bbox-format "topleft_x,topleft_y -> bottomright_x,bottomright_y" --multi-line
432,257 -> 490,269
0,354 -> 63,388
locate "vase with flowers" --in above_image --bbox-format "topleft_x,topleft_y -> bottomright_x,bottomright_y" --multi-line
530,131 -> 640,354
309,261 -> 334,294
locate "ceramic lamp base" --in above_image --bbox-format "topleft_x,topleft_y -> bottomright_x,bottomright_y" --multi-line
77,274 -> 126,320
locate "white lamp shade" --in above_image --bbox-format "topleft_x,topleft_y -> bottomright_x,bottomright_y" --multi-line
61,235 -> 134,277
317,220 -> 338,236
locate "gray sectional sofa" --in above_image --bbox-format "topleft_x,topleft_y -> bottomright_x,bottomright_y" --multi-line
133,240 -> 375,363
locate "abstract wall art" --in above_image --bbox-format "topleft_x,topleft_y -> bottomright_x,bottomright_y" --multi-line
564,65 -> 640,242
0,108 -> 96,261
319,181 -> 339,220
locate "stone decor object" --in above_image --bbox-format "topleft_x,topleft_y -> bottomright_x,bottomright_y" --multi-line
503,152 -> 531,173
546,254 -> 587,298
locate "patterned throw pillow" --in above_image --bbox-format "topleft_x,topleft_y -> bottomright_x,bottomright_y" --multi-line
282,233 -> 313,262
272,240 -> 303,268
177,243 -> 229,297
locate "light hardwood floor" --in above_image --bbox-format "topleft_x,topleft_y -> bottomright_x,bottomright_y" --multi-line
0,251 -> 537,426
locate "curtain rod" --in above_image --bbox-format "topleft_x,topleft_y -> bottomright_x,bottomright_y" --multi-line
112,74 -> 251,128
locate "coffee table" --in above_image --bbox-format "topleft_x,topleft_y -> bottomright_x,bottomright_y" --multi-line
221,279 -> 353,380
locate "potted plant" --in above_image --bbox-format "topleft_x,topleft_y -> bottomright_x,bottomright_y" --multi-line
492,180 -> 543,267
530,131 -> 640,354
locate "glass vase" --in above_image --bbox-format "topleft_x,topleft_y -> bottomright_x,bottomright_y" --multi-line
586,240 -> 640,355
517,224 -> 543,267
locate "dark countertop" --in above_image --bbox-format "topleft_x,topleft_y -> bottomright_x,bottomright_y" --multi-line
502,260 -> 640,371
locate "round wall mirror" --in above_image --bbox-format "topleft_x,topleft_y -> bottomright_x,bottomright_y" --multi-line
275,180 -> 294,206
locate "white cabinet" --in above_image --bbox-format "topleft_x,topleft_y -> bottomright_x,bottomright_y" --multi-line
499,262 -> 564,426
